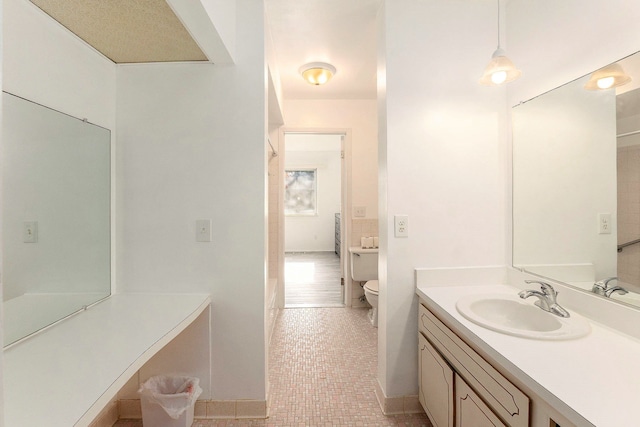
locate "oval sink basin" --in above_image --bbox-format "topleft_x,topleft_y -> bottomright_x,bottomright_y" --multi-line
456,293 -> 590,340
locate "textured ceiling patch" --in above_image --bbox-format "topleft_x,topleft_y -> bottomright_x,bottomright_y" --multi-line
30,0 -> 208,63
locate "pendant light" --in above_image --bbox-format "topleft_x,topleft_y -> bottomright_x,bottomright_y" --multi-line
479,0 -> 521,86
584,63 -> 632,90
299,62 -> 337,85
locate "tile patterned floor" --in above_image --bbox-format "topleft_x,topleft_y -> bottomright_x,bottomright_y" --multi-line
285,252 -> 344,308
115,308 -> 431,427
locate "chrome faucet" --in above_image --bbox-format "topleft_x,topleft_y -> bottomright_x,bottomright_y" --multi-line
519,280 -> 570,318
592,277 -> 628,298
605,286 -> 628,298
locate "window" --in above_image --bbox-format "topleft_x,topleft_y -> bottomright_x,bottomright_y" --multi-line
285,169 -> 317,215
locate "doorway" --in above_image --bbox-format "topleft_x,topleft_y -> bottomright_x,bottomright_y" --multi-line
283,132 -> 345,308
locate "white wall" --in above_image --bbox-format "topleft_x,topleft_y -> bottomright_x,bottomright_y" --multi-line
116,0 -> 267,401
200,0 -> 237,61
0,0 -> 4,421
2,0 -> 116,129
285,135 -> 341,252
283,99 -> 378,220
378,0 -> 507,398
506,0 -> 640,108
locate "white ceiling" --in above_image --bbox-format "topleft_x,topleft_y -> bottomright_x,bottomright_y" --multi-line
265,0 -> 382,100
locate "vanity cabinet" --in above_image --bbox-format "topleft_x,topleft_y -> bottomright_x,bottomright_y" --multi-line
455,375 -> 507,427
418,333 -> 454,427
418,300 -> 530,427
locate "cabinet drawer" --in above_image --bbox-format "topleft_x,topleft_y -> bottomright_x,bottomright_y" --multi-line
455,374 -> 507,427
419,303 -> 529,427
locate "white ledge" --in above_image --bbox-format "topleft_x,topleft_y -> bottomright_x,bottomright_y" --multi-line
3,293 -> 211,427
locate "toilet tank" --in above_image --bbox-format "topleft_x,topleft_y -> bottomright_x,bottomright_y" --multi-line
349,247 -> 379,281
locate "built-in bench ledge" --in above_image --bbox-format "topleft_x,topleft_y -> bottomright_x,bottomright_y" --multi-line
3,293 -> 211,427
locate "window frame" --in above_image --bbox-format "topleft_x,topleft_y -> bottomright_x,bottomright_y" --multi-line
284,168 -> 318,217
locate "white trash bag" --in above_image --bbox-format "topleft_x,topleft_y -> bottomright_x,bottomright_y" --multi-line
139,375 -> 202,425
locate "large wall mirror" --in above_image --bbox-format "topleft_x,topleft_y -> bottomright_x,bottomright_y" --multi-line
513,51 -> 640,309
2,92 -> 111,346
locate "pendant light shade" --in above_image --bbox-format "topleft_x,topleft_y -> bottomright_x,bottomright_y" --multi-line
479,0 -> 521,86
584,63 -> 632,90
299,62 -> 336,85
479,48 -> 522,86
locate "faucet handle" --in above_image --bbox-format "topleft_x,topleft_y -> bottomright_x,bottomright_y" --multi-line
595,277 -> 618,288
525,280 -> 557,298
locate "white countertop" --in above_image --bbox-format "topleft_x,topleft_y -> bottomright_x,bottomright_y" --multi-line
3,293 -> 211,427
417,284 -> 640,427
3,292 -> 109,346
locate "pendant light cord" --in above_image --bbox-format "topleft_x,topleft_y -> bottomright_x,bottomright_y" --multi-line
496,0 -> 501,49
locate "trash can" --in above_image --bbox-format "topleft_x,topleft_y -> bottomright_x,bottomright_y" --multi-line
139,375 -> 202,427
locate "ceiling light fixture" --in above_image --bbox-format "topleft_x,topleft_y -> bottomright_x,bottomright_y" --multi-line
299,62 -> 336,85
479,0 -> 521,86
584,63 -> 632,90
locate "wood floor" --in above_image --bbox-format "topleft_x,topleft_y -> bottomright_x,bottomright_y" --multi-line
285,251 -> 344,308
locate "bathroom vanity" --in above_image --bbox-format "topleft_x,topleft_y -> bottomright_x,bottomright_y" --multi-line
418,299 -> 528,427
416,278 -> 640,427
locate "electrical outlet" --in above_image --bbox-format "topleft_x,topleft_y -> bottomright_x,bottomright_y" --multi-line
598,213 -> 612,234
354,206 -> 366,218
394,215 -> 408,237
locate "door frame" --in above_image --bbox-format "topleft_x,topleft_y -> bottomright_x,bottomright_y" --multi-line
277,128 -> 353,309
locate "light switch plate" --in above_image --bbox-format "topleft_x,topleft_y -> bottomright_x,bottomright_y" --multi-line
23,221 -> 38,243
196,219 -> 212,242
354,206 -> 366,218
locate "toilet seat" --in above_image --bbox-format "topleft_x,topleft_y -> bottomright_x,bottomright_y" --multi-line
364,280 -> 378,295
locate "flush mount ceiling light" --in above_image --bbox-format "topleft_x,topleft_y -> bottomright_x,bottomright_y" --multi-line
584,63 -> 632,90
479,0 -> 521,86
299,62 -> 336,85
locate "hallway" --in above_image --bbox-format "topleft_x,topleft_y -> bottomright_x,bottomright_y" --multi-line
115,308 -> 430,426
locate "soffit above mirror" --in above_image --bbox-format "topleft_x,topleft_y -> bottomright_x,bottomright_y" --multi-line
29,0 -> 208,63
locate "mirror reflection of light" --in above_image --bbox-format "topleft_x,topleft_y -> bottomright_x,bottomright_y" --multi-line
285,262 -> 315,284
597,76 -> 615,89
492,70 -> 507,85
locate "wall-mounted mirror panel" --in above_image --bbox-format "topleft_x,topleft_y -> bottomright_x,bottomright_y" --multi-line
513,51 -> 640,309
2,92 -> 111,346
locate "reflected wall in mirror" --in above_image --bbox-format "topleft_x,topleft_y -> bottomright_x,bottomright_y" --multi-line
2,92 -> 111,346
513,51 -> 640,309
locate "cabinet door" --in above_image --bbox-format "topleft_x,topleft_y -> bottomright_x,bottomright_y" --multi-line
419,333 -> 454,427
455,374 -> 507,427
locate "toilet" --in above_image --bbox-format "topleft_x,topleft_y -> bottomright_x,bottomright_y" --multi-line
349,247 -> 379,327
362,279 -> 379,327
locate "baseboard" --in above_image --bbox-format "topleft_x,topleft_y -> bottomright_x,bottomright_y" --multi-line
118,399 -> 268,420
374,380 -> 424,415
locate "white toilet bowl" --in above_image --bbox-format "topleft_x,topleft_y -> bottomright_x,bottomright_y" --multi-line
349,247 -> 379,328
363,280 -> 379,327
